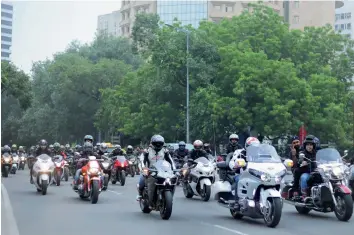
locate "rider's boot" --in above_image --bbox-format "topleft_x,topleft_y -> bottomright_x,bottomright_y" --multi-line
72,180 -> 78,190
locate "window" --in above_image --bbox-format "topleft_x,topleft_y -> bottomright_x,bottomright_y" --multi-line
335,24 -> 339,30
1,4 -> 13,11
225,5 -> 233,12
348,23 -> 351,30
1,20 -> 12,26
1,44 -> 10,50
341,24 -> 345,30
214,5 -> 221,10
1,28 -> 12,34
293,15 -> 299,24
1,12 -> 12,18
122,13 -> 125,20
294,0 -> 299,8
127,12 -> 130,18
347,12 -> 351,19
1,36 -> 11,42
1,51 -> 10,58
336,14 -> 340,21
341,13 -> 345,19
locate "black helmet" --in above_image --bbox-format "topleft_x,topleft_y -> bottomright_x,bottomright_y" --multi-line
151,135 -> 165,151
303,135 -> 316,148
39,139 -> 47,149
84,135 -> 93,143
83,142 -> 93,153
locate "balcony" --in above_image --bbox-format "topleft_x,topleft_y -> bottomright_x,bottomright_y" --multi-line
335,1 -> 344,9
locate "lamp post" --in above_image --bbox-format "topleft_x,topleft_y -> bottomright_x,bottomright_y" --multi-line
165,24 -> 190,143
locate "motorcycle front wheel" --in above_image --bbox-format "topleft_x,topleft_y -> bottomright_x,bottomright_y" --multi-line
263,198 -> 282,228
160,191 -> 173,220
41,180 -> 48,195
120,171 -> 126,186
90,180 -> 100,204
334,194 -> 353,221
64,167 -> 69,181
55,170 -> 61,186
2,166 -> 9,177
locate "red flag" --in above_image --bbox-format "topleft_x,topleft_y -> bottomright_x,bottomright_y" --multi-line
299,125 -> 307,145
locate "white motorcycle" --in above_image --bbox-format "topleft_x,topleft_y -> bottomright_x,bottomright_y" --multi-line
32,154 -> 54,195
11,153 -> 19,174
53,155 -> 69,186
214,144 -> 287,228
182,157 -> 215,201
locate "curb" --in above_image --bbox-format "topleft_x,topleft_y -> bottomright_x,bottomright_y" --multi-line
1,183 -> 20,235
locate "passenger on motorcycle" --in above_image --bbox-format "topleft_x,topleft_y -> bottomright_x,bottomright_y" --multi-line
110,144 -> 125,156
226,134 -> 243,154
167,145 -> 175,156
289,136 -> 301,170
203,143 -> 213,154
136,135 -> 176,200
230,137 -> 260,208
11,144 -> 18,154
30,140 -> 51,184
292,135 -> 317,197
174,141 -> 189,160
73,142 -> 97,190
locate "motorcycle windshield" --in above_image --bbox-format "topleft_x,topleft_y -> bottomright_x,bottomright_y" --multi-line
116,156 -> 126,163
246,144 -> 281,163
153,160 -> 173,176
316,148 -> 343,164
194,157 -> 210,164
37,154 -> 51,162
54,155 -> 63,162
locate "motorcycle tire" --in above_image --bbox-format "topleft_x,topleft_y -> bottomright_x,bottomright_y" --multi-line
131,166 -> 135,177
41,180 -> 48,195
91,180 -> 100,204
120,171 -> 126,186
160,191 -> 173,220
64,168 -> 69,182
201,185 -> 211,202
334,194 -> 353,221
56,171 -> 61,186
183,183 -> 193,198
3,167 -> 9,177
264,198 -> 282,228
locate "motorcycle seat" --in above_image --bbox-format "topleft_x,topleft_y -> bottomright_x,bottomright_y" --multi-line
216,161 -> 228,169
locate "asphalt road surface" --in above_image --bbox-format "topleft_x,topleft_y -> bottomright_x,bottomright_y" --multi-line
2,169 -> 353,235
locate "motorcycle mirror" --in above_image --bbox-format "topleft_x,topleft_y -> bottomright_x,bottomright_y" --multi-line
299,153 -> 305,160
283,159 -> 294,168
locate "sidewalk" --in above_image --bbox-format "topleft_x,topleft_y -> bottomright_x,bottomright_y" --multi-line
1,183 -> 20,235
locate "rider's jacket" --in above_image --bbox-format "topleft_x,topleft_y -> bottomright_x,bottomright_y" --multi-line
142,147 -> 175,170
298,150 -> 317,173
35,148 -> 51,157
228,148 -> 247,174
174,149 -> 189,159
187,149 -> 208,161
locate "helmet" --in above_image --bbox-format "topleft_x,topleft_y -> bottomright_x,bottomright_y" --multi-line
100,143 -> 108,152
167,145 -> 174,152
49,144 -> 54,149
3,145 -> 10,152
60,145 -> 65,151
151,135 -> 165,151
65,144 -> 70,149
178,141 -> 186,146
75,145 -> 81,151
127,145 -> 133,150
245,137 -> 260,148
53,142 -> 60,151
116,145 -> 121,150
83,142 -> 93,153
229,134 -> 239,146
11,144 -> 17,150
193,140 -> 203,150
303,135 -> 316,148
19,146 -> 24,152
84,135 -> 93,143
39,139 -> 47,149
96,143 -> 101,147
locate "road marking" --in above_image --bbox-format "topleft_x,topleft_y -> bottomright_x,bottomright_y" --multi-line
214,225 -> 249,235
201,222 -> 249,235
1,183 -> 20,235
107,190 -> 122,195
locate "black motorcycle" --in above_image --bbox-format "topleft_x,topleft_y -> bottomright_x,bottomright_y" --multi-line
173,157 -> 184,185
101,156 -> 113,190
139,160 -> 179,220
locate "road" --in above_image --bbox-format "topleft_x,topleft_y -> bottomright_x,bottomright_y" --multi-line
1,169 -> 353,235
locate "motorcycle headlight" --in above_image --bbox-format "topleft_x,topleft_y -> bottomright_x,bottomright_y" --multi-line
164,178 -> 171,185
128,161 -> 132,164
249,169 -> 271,182
88,167 -> 99,175
4,158 -> 10,163
102,162 -> 109,168
331,167 -> 344,178
260,173 -> 271,182
20,157 -> 25,161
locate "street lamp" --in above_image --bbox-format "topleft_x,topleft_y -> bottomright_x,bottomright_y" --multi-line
165,24 -> 191,143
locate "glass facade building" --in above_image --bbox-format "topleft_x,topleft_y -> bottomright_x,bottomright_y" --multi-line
157,0 -> 208,28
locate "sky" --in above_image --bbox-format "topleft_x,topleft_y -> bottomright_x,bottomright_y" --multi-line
10,0 -> 121,75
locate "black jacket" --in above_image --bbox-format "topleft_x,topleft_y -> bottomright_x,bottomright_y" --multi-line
297,150 -> 317,173
35,148 -> 51,157
187,149 -> 208,161
174,149 -> 189,159
226,143 -> 243,154
110,149 -> 125,156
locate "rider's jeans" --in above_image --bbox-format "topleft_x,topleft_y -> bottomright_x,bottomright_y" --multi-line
138,175 -> 145,191
233,175 -> 240,200
74,169 -> 81,182
300,173 -> 310,192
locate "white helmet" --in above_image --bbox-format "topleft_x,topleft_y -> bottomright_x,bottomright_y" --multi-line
245,137 -> 260,148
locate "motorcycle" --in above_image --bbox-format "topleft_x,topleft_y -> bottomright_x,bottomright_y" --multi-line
111,155 -> 128,186
139,160 -> 179,220
53,155 -> 69,186
182,157 -> 215,201
214,144 -> 286,228
127,155 -> 137,177
74,156 -> 104,204
11,153 -> 19,174
1,153 -> 12,177
27,154 -> 35,169
18,153 -> 26,170
281,148 -> 353,221
173,157 -> 184,186
101,156 -> 113,190
32,154 -> 54,195
66,156 -> 75,177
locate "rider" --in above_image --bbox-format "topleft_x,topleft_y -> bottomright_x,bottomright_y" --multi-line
230,137 -> 260,209
72,142 -> 96,190
97,143 -> 108,157
293,135 -> 317,198
18,146 -> 25,154
52,142 -> 62,157
203,143 -> 213,154
2,145 -> 11,154
136,135 -> 176,201
30,140 -> 51,184
289,136 -> 301,170
110,144 -> 125,156
184,140 -> 209,182
174,141 -> 189,160
64,144 -> 73,155
126,145 -> 134,155
226,134 -> 243,154
11,144 -> 18,154
167,145 -> 175,157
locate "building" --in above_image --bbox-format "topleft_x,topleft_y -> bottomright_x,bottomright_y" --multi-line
335,0 -> 353,40
97,10 -> 122,37
1,2 -> 13,61
100,0 -> 343,38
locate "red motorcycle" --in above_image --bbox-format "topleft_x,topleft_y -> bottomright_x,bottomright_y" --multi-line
111,155 -> 128,186
74,156 -> 104,204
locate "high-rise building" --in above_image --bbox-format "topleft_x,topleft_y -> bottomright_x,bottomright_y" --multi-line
335,0 -> 353,40
1,2 -> 13,61
100,0 -> 343,37
97,10 -> 122,37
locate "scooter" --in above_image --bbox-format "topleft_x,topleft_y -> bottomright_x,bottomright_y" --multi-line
214,144 -> 286,228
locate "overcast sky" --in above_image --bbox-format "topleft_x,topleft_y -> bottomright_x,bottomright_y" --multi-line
10,1 -> 121,74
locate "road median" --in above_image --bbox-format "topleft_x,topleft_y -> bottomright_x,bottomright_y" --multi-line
1,183 -> 20,235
